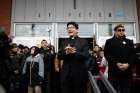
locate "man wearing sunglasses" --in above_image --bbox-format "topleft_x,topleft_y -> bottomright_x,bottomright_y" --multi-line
104,24 -> 136,93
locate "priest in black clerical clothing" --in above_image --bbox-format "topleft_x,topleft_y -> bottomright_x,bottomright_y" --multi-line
58,22 -> 89,93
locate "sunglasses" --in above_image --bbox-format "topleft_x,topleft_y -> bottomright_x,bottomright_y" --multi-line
117,29 -> 125,32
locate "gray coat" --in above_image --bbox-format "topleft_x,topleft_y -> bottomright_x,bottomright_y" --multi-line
22,54 -> 44,86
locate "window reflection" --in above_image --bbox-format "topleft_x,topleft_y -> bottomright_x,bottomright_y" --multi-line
98,23 -> 135,37
15,24 -> 52,37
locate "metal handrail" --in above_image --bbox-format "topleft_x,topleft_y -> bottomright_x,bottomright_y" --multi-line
99,71 -> 117,93
88,71 -> 101,93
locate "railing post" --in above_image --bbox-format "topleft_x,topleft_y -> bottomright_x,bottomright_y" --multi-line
88,71 -> 101,93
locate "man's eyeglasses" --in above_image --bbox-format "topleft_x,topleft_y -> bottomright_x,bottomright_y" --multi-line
67,27 -> 76,29
117,29 -> 125,32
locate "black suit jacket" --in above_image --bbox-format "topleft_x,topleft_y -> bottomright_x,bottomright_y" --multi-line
58,36 -> 89,63
104,36 -> 136,79
58,36 -> 89,86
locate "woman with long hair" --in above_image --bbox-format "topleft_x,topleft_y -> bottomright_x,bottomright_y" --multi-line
22,46 -> 44,93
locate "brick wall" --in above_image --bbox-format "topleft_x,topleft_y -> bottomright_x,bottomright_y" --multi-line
0,0 -> 12,34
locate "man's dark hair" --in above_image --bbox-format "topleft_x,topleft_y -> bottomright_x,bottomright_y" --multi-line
41,39 -> 47,44
0,27 -> 10,58
67,21 -> 79,29
18,44 -> 24,49
114,24 -> 124,31
10,43 -> 18,49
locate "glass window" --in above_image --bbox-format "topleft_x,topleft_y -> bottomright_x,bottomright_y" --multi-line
15,24 -> 32,36
98,23 -> 135,37
123,23 -> 135,36
57,23 -> 68,38
98,24 -> 113,36
112,23 -> 135,36
14,24 -> 53,37
97,22 -> 136,47
78,24 -> 94,38
57,23 -> 94,38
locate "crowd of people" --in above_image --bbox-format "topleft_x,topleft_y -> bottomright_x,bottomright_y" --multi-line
0,22 -> 140,93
